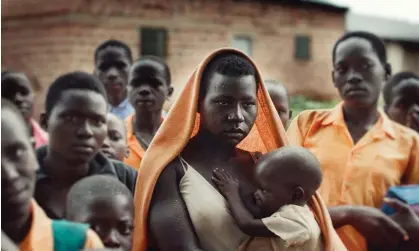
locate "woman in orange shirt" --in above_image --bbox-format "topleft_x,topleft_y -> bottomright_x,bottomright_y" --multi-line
287,31 -> 419,251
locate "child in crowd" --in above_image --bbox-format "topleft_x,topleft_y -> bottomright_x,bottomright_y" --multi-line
66,175 -> 135,251
34,71 -> 137,220
94,40 -> 134,120
124,56 -> 173,169
213,146 -> 323,251
384,71 -> 419,134
101,113 -> 128,161
1,98 -> 104,250
2,71 -> 48,148
265,79 -> 292,128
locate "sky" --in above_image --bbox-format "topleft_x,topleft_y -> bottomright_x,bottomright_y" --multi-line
327,0 -> 419,23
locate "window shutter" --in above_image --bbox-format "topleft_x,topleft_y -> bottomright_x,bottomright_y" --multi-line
295,35 -> 311,60
140,27 -> 168,58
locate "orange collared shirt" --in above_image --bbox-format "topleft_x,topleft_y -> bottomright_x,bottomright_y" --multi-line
20,200 -> 103,251
287,103 -> 419,251
124,114 -> 146,170
124,114 -> 165,170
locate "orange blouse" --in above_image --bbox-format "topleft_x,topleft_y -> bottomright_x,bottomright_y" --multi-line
123,114 -> 146,170
287,103 -> 419,251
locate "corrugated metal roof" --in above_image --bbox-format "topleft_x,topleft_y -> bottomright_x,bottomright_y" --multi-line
346,12 -> 419,43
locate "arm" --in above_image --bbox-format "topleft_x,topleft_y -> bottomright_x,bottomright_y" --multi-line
328,205 -> 408,250
212,169 -> 274,237
328,205 -> 353,229
149,161 -> 203,251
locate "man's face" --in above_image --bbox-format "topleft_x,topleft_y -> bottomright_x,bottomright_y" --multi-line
95,47 -> 131,101
46,90 -> 108,165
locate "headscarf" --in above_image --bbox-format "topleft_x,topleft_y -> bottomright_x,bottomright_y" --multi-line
132,48 -> 346,251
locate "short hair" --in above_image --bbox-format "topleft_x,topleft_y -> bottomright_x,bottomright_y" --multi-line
1,71 -> 30,90
264,79 -> 289,97
45,71 -> 108,116
332,31 -> 387,65
1,98 -> 31,137
200,53 -> 257,99
133,55 -> 171,85
66,175 -> 133,220
94,39 -> 133,64
383,71 -> 419,105
1,70 -> 11,81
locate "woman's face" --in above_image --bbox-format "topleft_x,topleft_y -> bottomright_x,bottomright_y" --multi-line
333,37 -> 388,108
199,72 -> 258,146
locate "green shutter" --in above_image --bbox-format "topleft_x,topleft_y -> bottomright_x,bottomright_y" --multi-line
140,27 -> 168,58
295,35 -> 311,60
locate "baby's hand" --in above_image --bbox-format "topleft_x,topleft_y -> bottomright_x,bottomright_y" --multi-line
212,168 -> 240,197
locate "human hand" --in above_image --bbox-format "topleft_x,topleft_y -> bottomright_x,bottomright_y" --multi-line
384,198 -> 419,251
347,206 -> 408,250
212,168 -> 240,198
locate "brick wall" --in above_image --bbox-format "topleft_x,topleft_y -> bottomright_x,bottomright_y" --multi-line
2,0 -> 345,118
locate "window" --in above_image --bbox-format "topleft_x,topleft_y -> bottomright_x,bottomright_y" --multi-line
140,27 -> 168,58
232,35 -> 253,56
295,35 -> 311,60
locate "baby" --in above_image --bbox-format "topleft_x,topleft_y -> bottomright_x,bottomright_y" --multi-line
213,146 -> 323,251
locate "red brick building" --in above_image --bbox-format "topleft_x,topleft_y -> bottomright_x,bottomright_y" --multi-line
2,0 -> 347,117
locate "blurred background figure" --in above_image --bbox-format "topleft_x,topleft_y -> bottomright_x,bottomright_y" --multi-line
265,79 -> 292,128
1,71 -> 48,149
94,40 -> 134,120
101,113 -> 128,162
384,72 -> 419,134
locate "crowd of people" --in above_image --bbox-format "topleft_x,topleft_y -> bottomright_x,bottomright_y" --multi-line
1,30 -> 419,251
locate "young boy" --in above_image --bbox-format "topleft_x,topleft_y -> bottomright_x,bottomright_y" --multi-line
101,113 -> 128,162
124,56 -> 174,169
94,40 -> 134,120
384,71 -> 419,134
265,79 -> 292,128
66,175 -> 135,251
2,71 -> 48,148
213,146 -> 323,251
35,71 -> 137,220
1,98 -> 104,250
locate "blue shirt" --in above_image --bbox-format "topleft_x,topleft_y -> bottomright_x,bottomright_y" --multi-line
109,98 -> 134,120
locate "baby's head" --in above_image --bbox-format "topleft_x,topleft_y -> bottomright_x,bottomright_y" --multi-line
254,146 -> 322,217
66,175 -> 134,251
101,113 -> 127,161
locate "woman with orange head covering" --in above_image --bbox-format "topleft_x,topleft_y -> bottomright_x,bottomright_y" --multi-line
132,49 -> 346,251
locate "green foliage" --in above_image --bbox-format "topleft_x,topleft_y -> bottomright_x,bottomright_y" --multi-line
290,95 -> 338,119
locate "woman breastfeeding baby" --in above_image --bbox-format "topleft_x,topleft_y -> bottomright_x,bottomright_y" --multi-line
131,49 -> 347,251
